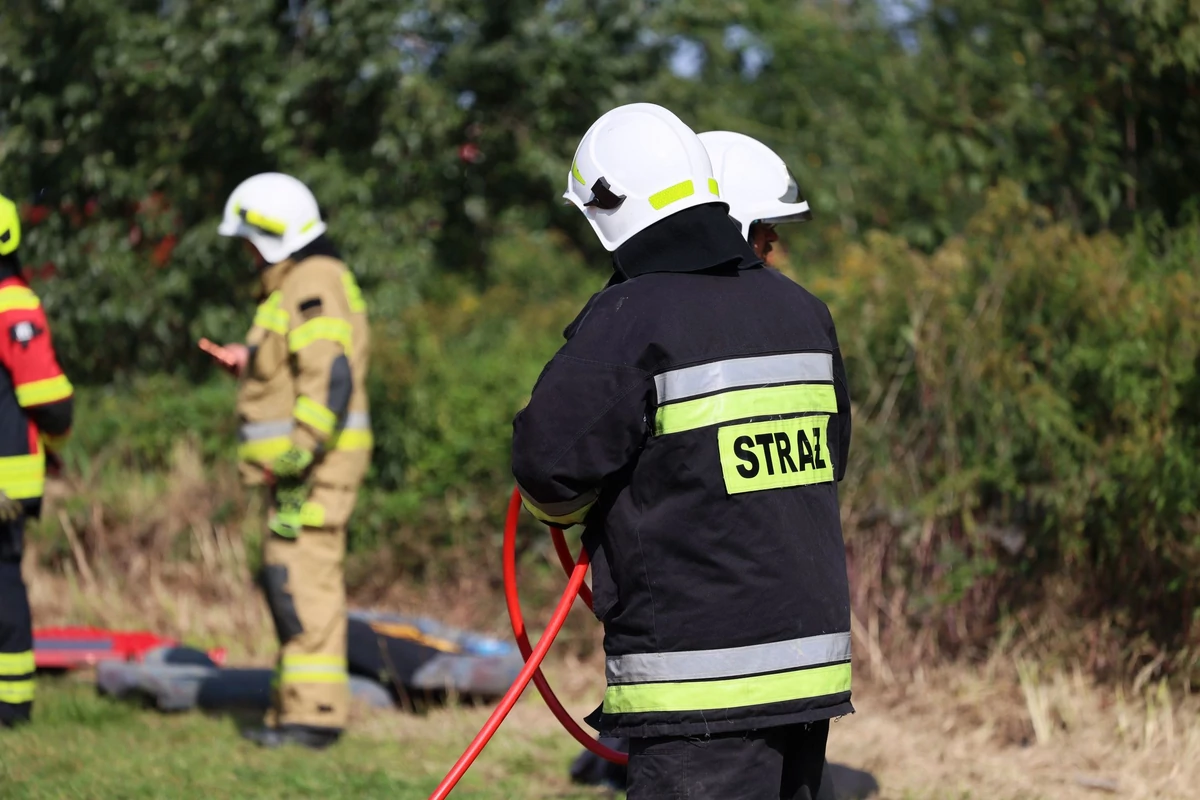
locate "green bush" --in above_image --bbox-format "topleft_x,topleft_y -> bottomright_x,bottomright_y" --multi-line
811,183 -> 1200,673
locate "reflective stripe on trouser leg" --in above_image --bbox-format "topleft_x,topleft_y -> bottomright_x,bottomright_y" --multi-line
0,558 -> 35,725
262,484 -> 355,730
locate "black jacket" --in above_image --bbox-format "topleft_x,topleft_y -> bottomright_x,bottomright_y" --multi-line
512,204 -> 853,738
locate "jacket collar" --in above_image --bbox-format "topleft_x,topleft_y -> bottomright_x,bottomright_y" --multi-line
610,203 -> 762,281
258,258 -> 295,296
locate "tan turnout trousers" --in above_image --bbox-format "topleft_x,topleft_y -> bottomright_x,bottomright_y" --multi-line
237,253 -> 371,731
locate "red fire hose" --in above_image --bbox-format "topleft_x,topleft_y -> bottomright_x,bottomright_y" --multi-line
427,488 -> 625,800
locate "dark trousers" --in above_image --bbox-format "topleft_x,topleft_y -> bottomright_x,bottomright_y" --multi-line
628,720 -> 830,800
0,518 -> 33,727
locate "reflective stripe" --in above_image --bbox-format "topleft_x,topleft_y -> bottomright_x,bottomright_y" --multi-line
16,374 -> 73,407
253,292 -> 289,335
648,180 -> 695,211
294,397 -> 337,435
708,178 -> 719,196
656,383 -> 837,436
606,632 -> 850,685
239,412 -> 371,461
280,654 -> 347,685
655,353 -> 834,405
238,437 -> 292,463
288,317 -> 352,353
0,651 -> 35,676
572,160 -> 586,186
603,661 -> 851,715
239,419 -> 294,443
341,272 -> 367,314
236,205 -> 287,237
0,453 -> 45,500
0,679 -> 35,705
0,286 -> 40,312
344,411 -> 370,430
329,428 -> 373,452
518,485 -> 599,527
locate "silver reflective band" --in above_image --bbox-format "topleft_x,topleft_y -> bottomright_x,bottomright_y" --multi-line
241,411 -> 369,441
239,419 -> 293,442
654,353 -> 834,405
605,631 -> 851,685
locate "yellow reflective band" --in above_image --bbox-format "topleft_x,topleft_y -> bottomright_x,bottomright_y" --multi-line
520,495 -> 594,527
0,286 -> 39,313
280,654 -> 347,685
656,383 -> 838,436
330,428 -> 373,452
341,272 -> 367,314
571,160 -> 586,186
238,436 -> 292,464
288,317 -> 352,353
294,396 -> 337,436
253,292 -> 289,335
16,374 -> 73,407
0,195 -> 21,256
708,178 -> 719,196
0,679 -> 35,705
0,453 -> 45,500
648,180 -> 695,211
603,662 -> 851,715
237,205 -> 287,236
300,219 -> 318,233
0,651 -> 35,676
719,415 -> 833,494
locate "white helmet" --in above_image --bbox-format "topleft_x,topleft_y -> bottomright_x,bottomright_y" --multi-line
564,103 -> 723,251
697,131 -> 811,239
217,172 -> 327,264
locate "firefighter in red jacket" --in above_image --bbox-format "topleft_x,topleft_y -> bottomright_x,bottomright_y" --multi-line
0,193 -> 74,728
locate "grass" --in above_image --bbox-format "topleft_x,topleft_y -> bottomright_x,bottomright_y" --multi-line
0,676 -> 617,800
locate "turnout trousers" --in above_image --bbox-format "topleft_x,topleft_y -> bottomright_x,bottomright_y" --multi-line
627,720 -> 830,800
0,518 -> 34,727
260,483 -> 358,731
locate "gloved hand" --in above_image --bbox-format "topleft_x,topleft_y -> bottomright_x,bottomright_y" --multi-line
0,490 -> 23,523
269,446 -> 314,483
267,447 -> 314,539
269,482 -> 309,539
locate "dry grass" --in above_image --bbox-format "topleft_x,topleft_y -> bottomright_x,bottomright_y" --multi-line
830,659 -> 1200,800
20,441 -> 1200,798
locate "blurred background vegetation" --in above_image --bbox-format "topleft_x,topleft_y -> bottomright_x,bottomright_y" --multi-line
1,0 -> 1198,682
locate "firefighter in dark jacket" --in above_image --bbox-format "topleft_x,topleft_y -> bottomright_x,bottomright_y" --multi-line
512,104 -> 854,799
0,193 -> 75,728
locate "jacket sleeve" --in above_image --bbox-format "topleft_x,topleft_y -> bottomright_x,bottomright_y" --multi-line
831,323 -> 852,482
0,291 -> 74,451
511,301 -> 653,527
282,266 -> 355,454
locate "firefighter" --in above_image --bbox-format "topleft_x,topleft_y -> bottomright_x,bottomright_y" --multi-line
209,172 -> 371,750
699,129 -> 813,265
0,192 -> 75,728
512,104 -> 853,799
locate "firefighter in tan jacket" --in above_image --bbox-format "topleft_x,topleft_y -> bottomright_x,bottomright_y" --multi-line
210,172 -> 371,750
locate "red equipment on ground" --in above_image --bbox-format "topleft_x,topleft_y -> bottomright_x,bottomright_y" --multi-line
427,488 -> 624,799
33,627 -> 228,669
